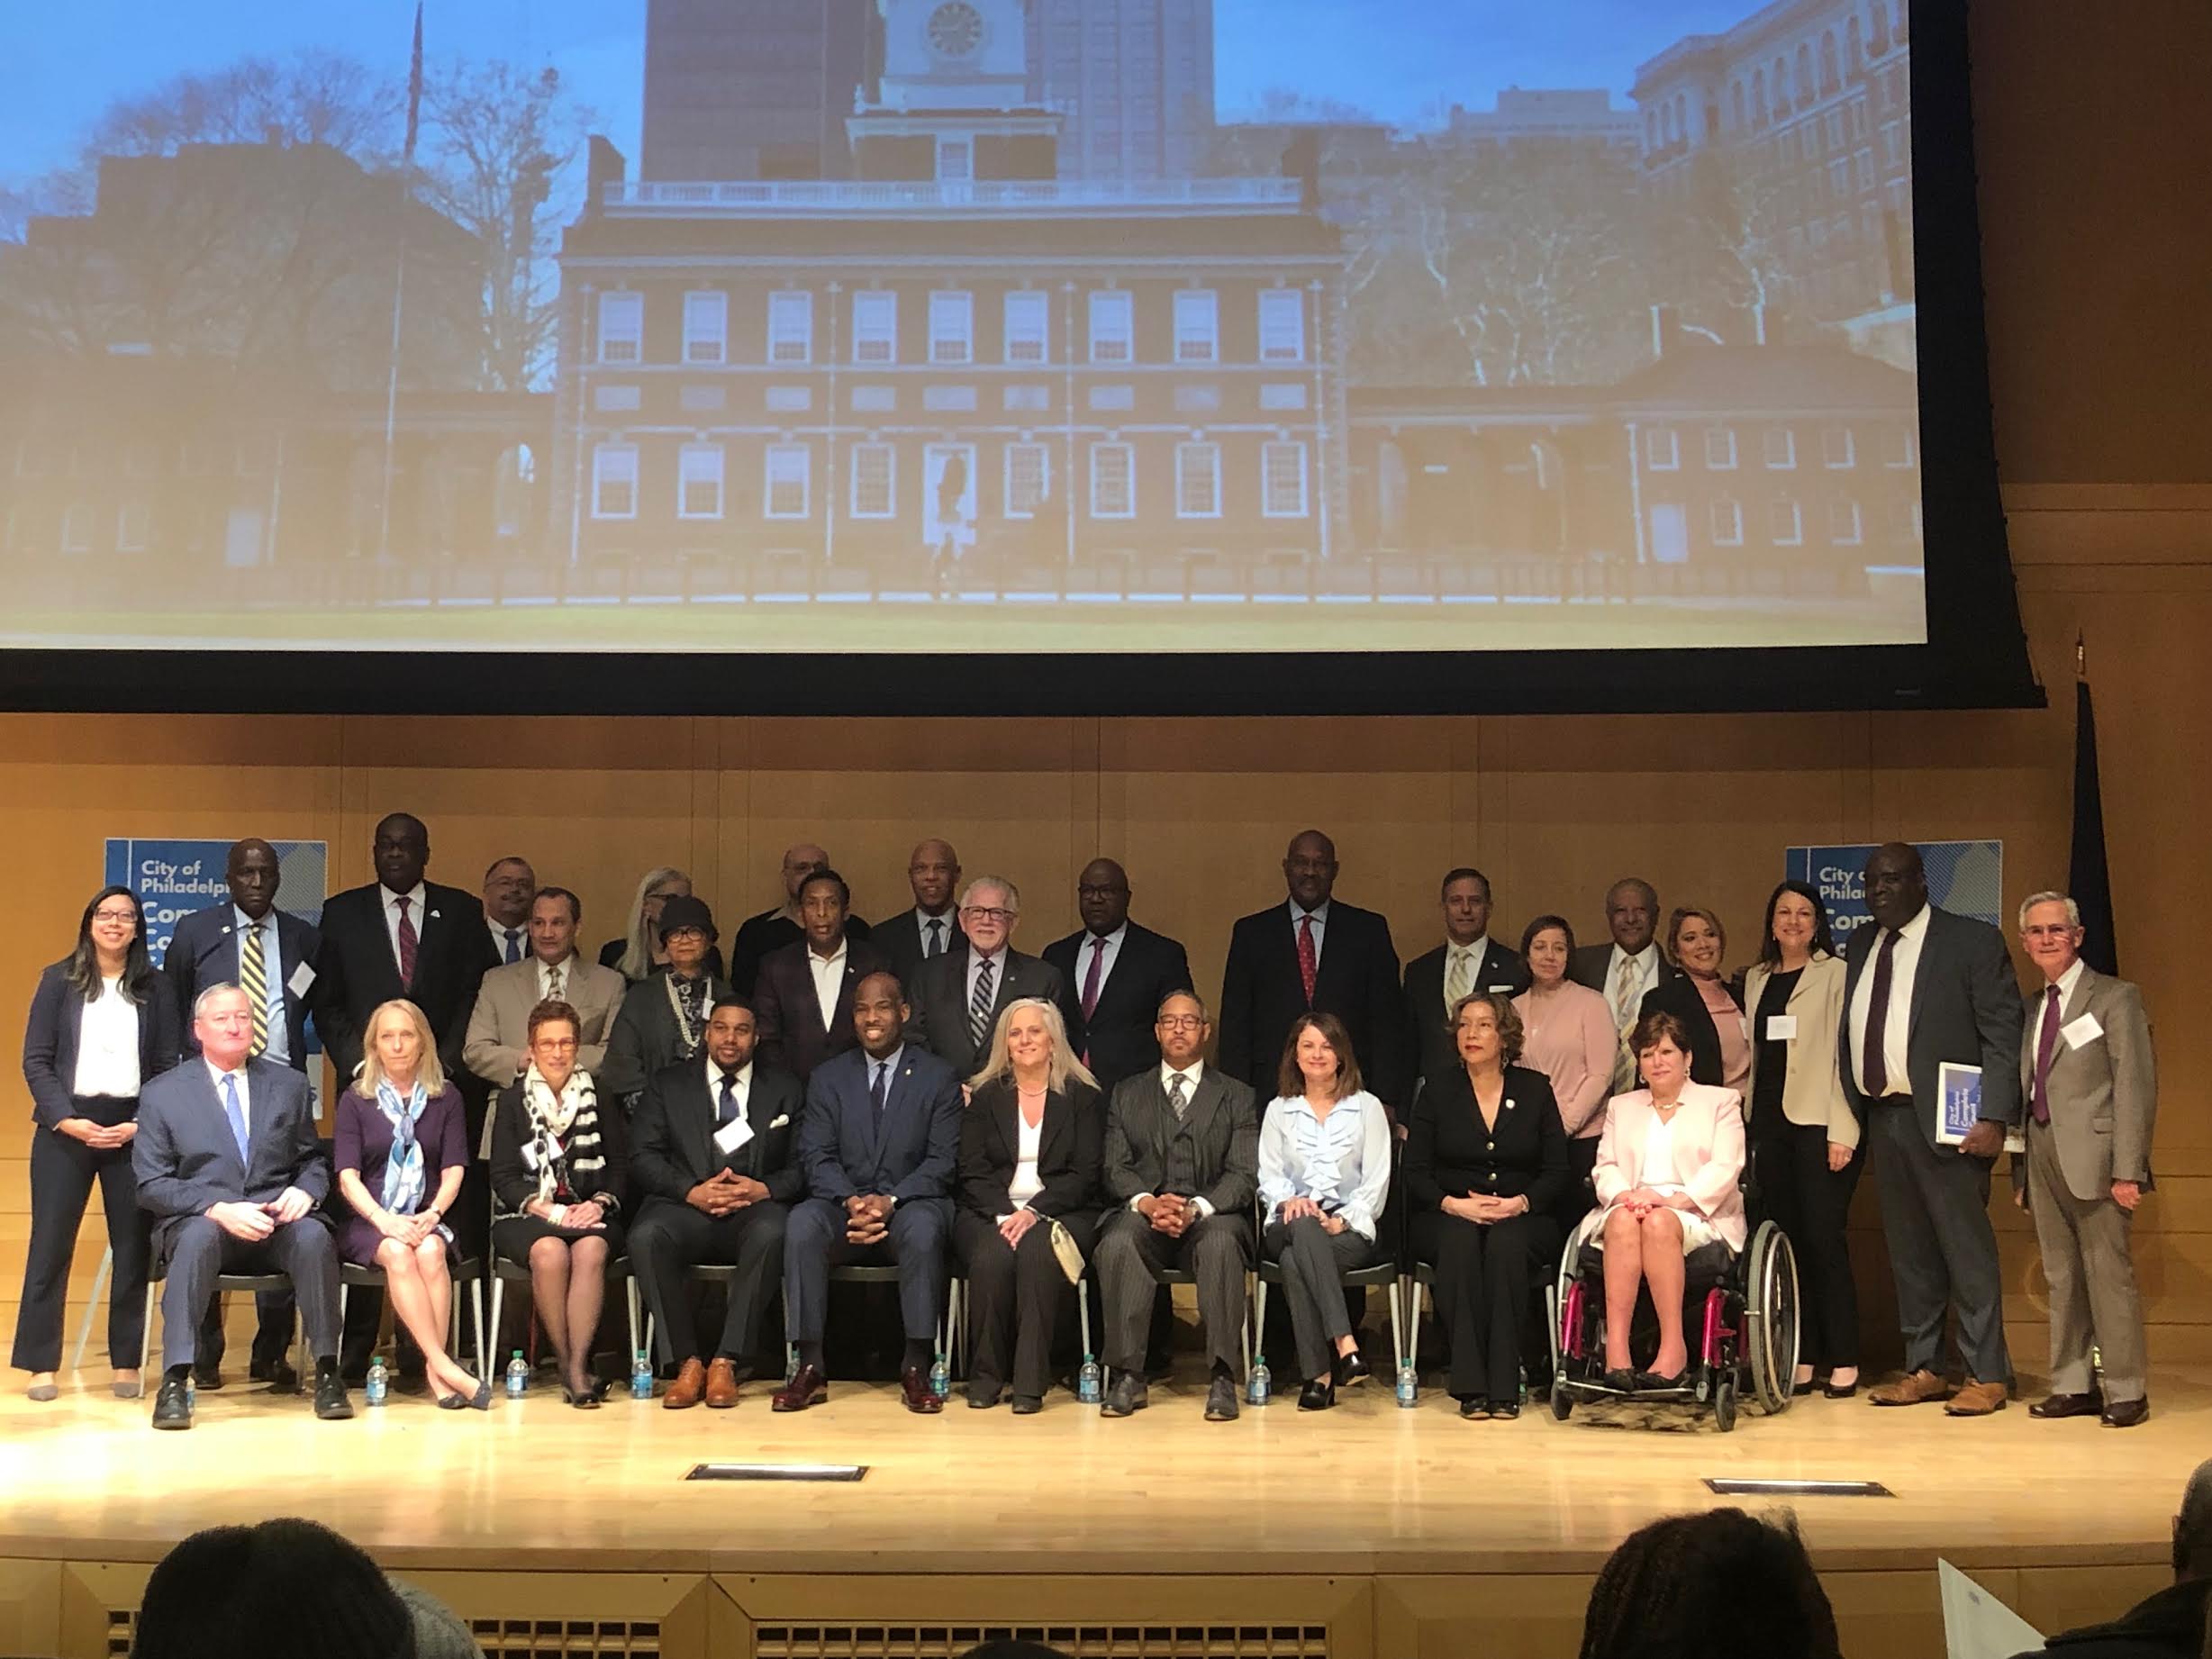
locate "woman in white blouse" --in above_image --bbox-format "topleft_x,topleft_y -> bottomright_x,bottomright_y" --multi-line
16,886 -> 182,1401
1591,1010 -> 1746,1391
1257,1011 -> 1392,1411
956,998 -> 1103,1413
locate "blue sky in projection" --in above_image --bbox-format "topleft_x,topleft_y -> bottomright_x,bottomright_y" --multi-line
0,0 -> 1763,184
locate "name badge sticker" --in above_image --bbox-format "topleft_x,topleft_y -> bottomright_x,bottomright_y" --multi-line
2061,1012 -> 2105,1050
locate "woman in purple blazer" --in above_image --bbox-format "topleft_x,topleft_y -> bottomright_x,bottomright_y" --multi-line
332,998 -> 485,1408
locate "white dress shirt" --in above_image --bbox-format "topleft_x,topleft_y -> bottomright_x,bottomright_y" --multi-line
1847,902 -> 1931,1096
1289,900 -> 1329,968
74,976 -> 142,1098
383,883 -> 429,975
807,940 -> 848,1031
235,906 -> 291,1068
487,917 -> 528,965
1075,925 -> 1126,1006
536,954 -> 578,1002
1605,943 -> 1664,1028
1003,1093 -> 1047,1218
205,1057 -> 252,1137
1128,1061 -> 1215,1218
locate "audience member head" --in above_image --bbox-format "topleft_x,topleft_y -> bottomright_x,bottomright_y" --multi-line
705,995 -> 757,1074
226,839 -> 283,921
1630,1010 -> 1694,1100
1603,878 -> 1659,956
973,995 -> 1095,1093
657,895 -> 718,977
1520,914 -> 1575,989
618,866 -> 693,977
194,984 -> 256,1072
908,839 -> 962,916
481,857 -> 536,928
1279,1011 -> 1362,1102
526,1000 -> 582,1091
1452,990 -> 1523,1074
132,1516 -> 415,1659
1665,907 -> 1727,980
798,868 -> 852,953
851,970 -> 911,1060
68,884 -> 153,997
1760,881 -> 1835,968
779,842 -> 830,903
1439,866 -> 1493,947
958,875 -> 1020,956
373,812 -> 431,895
1076,857 -> 1132,938
1578,1508 -> 1840,1659
529,887 -> 583,965
389,1580 -> 483,1659
359,999 -> 443,1096
1862,842 -> 1927,931
1156,991 -> 1210,1072
2018,890 -> 2085,983
1283,830 -> 1338,911
2174,1456 -> 2212,1582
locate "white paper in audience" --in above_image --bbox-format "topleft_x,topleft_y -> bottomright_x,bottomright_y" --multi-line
1938,1559 -> 2042,1659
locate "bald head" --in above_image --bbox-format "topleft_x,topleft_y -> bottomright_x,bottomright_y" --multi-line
227,838 -> 281,920
1863,841 -> 1929,932
1283,830 -> 1338,910
907,838 -> 961,914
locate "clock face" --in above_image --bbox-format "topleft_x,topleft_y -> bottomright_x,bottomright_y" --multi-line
926,0 -> 985,58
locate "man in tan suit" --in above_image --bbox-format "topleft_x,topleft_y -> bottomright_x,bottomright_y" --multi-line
465,886 -> 625,1095
2017,891 -> 2157,1429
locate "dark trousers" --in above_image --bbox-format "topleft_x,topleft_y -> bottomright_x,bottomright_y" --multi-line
1410,1207 -> 1558,1403
630,1196 -> 787,1369
954,1210 -> 1095,1399
1868,1099 -> 2010,1384
1560,1136 -> 1602,1228
13,1103 -> 148,1372
1262,1216 -> 1384,1382
783,1196 -> 947,1349
158,1215 -> 340,1369
196,1287 -> 296,1374
1094,1208 -> 1250,1378
1751,1116 -> 1863,1368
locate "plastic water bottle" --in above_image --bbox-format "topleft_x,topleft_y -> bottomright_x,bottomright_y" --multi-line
1396,1358 -> 1418,1408
365,1355 -> 388,1408
503,1349 -> 529,1399
630,1350 -> 654,1401
928,1351 -> 950,1401
1077,1353 -> 1102,1404
1247,1356 -> 1272,1407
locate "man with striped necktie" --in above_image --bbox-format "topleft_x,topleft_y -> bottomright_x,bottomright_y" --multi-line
906,875 -> 1064,1084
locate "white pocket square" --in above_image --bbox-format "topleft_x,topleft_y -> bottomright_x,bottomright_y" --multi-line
768,1114 -> 790,1129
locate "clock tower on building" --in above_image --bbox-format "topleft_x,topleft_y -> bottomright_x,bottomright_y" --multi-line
850,0 -> 1059,181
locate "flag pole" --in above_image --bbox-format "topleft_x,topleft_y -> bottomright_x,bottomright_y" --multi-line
377,2 -> 424,564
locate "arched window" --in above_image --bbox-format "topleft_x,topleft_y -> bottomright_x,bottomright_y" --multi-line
1820,32 -> 1841,95
1751,68 -> 1767,128
1869,1 -> 1891,55
1731,80 -> 1747,131
1772,58 -> 1790,118
1846,15 -> 1865,72
1674,93 -> 1689,143
1645,108 -> 1659,150
1795,43 -> 1815,108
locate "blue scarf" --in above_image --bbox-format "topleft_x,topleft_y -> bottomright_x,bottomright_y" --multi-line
375,1079 -> 430,1219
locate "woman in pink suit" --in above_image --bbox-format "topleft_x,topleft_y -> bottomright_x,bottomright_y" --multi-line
1591,1009 -> 1746,1390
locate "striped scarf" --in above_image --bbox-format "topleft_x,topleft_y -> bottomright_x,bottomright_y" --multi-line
519,1064 -> 606,1209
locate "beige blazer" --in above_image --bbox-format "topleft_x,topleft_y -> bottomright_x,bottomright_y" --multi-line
463,955 -> 625,1087
2018,964 -> 2156,1201
1592,1081 -> 1747,1251
1742,953 -> 1857,1151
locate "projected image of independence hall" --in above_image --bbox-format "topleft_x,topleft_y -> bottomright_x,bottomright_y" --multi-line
0,0 -> 1924,651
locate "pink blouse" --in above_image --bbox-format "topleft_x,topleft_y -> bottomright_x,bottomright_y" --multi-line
1696,975 -> 1752,1095
1513,981 -> 1618,1139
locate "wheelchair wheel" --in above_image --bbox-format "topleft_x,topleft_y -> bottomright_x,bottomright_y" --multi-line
1743,1220 -> 1801,1415
1550,1373 -> 1573,1420
1713,1373 -> 1738,1433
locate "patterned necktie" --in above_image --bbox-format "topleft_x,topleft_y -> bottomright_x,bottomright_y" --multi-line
1081,936 -> 1107,1021
969,956 -> 996,1049
1295,914 -> 1319,1006
394,896 -> 419,989
2031,984 -> 2062,1125
1862,928 -> 1900,1097
503,928 -> 523,965
240,921 -> 269,1060
1167,1072 -> 1189,1121
926,919 -> 946,958
871,1059 -> 891,1118
717,1069 -> 740,1127
1610,953 -> 1638,1031
1445,946 -> 1474,1009
221,1071 -> 249,1163
546,963 -> 564,1002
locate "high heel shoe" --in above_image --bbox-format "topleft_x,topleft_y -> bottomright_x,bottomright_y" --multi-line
1332,1349 -> 1371,1390
1297,1376 -> 1337,1411
561,1382 -> 603,1410
436,1391 -> 468,1410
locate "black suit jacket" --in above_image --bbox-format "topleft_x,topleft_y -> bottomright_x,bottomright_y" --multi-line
1404,1063 -> 1570,1215
874,909 -> 958,995
956,1076 -> 1105,1221
1838,904 -> 2026,1148
1402,938 -> 1532,1092
727,907 -> 872,996
629,1056 -> 803,1206
487,1077 -> 630,1215
317,881 -> 494,1083
907,947 -> 1065,1082
164,904 -> 323,1072
598,970 -> 732,1102
753,938 -> 886,1083
1636,974 -> 1737,1090
1101,1065 -> 1259,1214
1217,900 -> 1409,1106
1043,920 -> 1195,1092
21,960 -> 182,1130
798,1044 -> 963,1205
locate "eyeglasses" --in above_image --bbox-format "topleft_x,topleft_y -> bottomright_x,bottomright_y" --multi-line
92,909 -> 138,925
534,1037 -> 579,1051
1156,1015 -> 1207,1031
960,906 -> 1015,923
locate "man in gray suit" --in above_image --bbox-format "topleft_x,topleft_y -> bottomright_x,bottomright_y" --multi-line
907,875 -> 1064,1082
2016,892 -> 2158,1428
1095,991 -> 1258,1422
465,886 -> 626,1092
134,984 -> 351,1429
1843,842 -> 2026,1417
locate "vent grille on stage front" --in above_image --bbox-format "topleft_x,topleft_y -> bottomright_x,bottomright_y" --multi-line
473,1618 -> 662,1657
751,1625 -> 1333,1656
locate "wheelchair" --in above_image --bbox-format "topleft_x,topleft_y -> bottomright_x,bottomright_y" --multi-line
1547,1204 -> 1800,1432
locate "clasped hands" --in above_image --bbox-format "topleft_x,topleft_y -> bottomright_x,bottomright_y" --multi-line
57,1116 -> 137,1150
206,1188 -> 314,1240
1278,1194 -> 1347,1235
1615,1186 -> 1698,1219
1137,1192 -> 1201,1238
686,1168 -> 769,1217
1442,1192 -> 1527,1225
844,1192 -> 894,1245
376,1207 -> 442,1247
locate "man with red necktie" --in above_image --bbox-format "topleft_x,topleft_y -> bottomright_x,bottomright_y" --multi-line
1043,858 -> 1194,1092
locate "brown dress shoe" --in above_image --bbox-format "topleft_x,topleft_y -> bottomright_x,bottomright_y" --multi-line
2099,1397 -> 2149,1428
2027,1391 -> 2102,1419
1945,1378 -> 2008,1416
900,1365 -> 945,1414
1869,1368 -> 1953,1407
663,1358 -> 707,1410
703,1358 -> 741,1409
771,1364 -> 828,1413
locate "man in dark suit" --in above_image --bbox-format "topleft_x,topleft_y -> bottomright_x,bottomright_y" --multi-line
875,838 -> 963,988
753,869 -> 886,1083
628,996 -> 803,1408
162,837 -> 322,1390
907,875 -> 1064,1082
774,971 -> 962,1415
598,895 -> 732,1105
1843,842 -> 2025,1417
726,842 -> 873,995
1403,866 -> 1531,1094
1567,875 -> 1682,1094
1043,858 -> 1194,1092
1217,830 -> 1410,1110
1095,991 -> 1257,1421
133,984 -> 352,1429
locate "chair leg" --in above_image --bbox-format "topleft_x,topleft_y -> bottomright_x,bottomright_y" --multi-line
70,1247 -> 112,1374
1252,1280 -> 1267,1368
1240,1276 -> 1253,1380
1077,1278 -> 1092,1358
141,1278 -> 158,1375
1387,1281 -> 1405,1379
472,1279 -> 487,1375
488,1278 -> 504,1371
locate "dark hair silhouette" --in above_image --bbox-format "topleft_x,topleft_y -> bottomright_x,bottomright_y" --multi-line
1579,1508 -> 1841,1659
133,1518 -> 414,1659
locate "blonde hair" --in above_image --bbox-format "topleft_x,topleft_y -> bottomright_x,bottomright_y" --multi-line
618,866 -> 691,979
968,996 -> 1097,1094
356,999 -> 446,1095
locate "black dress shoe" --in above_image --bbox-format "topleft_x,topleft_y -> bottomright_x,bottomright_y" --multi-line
1296,1377 -> 1337,1411
1791,1377 -> 1819,1397
2100,1397 -> 2149,1428
1011,1393 -> 1043,1415
1601,1368 -> 1637,1392
1459,1397 -> 1491,1419
1332,1350 -> 1372,1389
966,1380 -> 1003,1410
1490,1400 -> 1520,1420
1101,1373 -> 1147,1418
255,1361 -> 301,1395
1823,1378 -> 1860,1400
1203,1375 -> 1239,1422
1634,1367 -> 1690,1392
2027,1391 -> 2103,1419
313,1368 -> 355,1421
151,1370 -> 194,1430
192,1360 -> 223,1391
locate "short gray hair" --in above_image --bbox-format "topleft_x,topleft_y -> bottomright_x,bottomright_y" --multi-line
2017,891 -> 2083,931
959,874 -> 1020,914
2174,1456 -> 2212,1579
193,982 -> 251,1020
